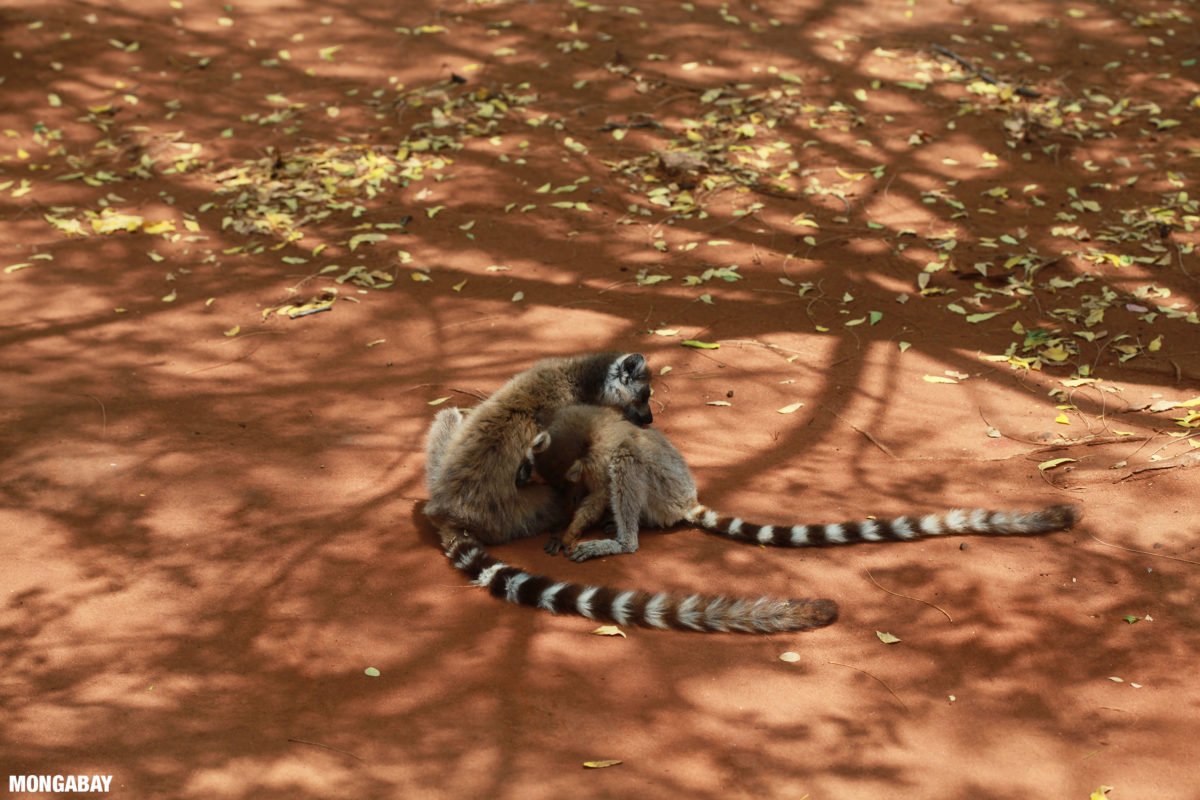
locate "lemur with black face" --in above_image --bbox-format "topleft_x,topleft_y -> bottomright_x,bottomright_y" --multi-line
528,404 -> 1079,562
423,355 -> 837,635
424,352 -> 652,547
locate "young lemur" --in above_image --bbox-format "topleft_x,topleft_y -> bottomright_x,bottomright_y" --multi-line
529,405 -> 1079,563
424,352 -> 652,547
423,356 -> 838,634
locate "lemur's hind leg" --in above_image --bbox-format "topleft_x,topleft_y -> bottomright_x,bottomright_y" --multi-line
548,461 -> 610,556
568,448 -> 647,562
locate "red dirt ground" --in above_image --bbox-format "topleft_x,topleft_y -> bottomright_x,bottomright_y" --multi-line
3,0 -> 1199,798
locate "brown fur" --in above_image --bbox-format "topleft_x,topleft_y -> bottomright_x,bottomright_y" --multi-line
423,353 -> 651,547
532,405 -> 1079,562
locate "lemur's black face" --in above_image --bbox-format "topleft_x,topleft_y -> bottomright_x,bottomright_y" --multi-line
515,431 -> 552,487
604,354 -> 653,426
623,383 -> 653,427
515,459 -> 534,487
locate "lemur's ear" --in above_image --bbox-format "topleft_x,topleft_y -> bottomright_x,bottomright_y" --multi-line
565,460 -> 584,483
619,353 -> 647,384
531,431 -> 551,454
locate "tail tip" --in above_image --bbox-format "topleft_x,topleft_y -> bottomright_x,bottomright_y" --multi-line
1050,503 -> 1082,530
789,597 -> 839,629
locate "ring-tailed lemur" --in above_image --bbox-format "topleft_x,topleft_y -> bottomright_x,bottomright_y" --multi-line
440,528 -> 836,633
529,405 -> 1080,562
424,353 -> 652,547
423,358 -> 838,634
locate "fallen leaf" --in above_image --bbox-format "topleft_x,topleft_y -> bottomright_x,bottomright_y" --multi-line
779,651 -> 801,663
876,631 -> 901,644
777,402 -> 805,414
592,625 -> 626,638
706,401 -> 732,407
348,232 -> 387,251
1038,457 -> 1077,471
922,375 -> 958,384
681,339 -> 719,349
364,667 -> 381,677
583,760 -> 622,769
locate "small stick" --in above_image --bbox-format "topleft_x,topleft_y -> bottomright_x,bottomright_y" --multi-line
83,394 -> 108,437
931,44 -> 1042,99
866,569 -> 953,622
827,661 -> 909,711
287,738 -> 364,762
1087,531 -> 1200,566
825,408 -> 896,459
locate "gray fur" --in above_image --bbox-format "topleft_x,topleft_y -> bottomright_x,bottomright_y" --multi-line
531,405 -> 1079,562
422,353 -> 652,547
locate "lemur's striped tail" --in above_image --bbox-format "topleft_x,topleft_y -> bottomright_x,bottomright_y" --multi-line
685,504 -> 1079,547
442,534 -> 837,634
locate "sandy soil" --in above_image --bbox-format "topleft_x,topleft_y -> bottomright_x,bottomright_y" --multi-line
2,0 -> 1199,797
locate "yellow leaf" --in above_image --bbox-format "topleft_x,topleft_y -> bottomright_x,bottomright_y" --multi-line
91,211 -> 144,234
591,625 -> 626,638
836,167 -> 867,181
1089,787 -> 1113,800
143,220 -> 175,235
4,262 -> 33,273
348,232 -> 387,251
1041,345 -> 1070,362
777,402 -> 805,414
779,651 -> 801,663
923,375 -> 958,384
1148,335 -> 1163,352
582,760 -> 622,769
1055,413 -> 1071,425
223,325 -> 240,337
1038,457 -> 1077,471
410,272 -> 432,282
162,289 -> 177,302
427,396 -> 451,406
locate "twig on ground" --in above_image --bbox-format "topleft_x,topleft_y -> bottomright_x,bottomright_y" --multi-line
1087,531 -> 1200,566
866,569 -> 953,622
827,661 -> 909,711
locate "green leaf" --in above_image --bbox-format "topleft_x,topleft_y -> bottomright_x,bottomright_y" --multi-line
965,311 -> 1000,324
681,339 -> 720,349
348,232 -> 387,251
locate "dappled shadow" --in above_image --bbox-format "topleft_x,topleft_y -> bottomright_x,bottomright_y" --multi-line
2,0 -> 1199,797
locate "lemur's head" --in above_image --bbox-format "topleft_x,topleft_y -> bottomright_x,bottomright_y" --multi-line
601,353 -> 653,426
515,430 -> 552,487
